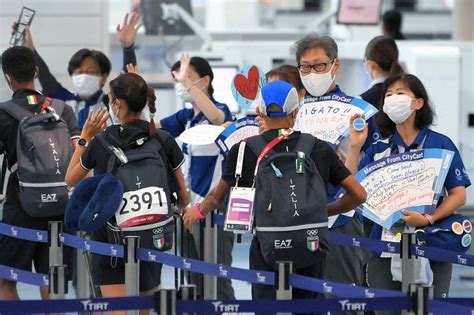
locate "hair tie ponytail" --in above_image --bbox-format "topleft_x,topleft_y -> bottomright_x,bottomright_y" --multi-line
146,87 -> 157,136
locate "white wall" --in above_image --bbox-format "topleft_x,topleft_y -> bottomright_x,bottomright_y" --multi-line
0,0 -> 110,100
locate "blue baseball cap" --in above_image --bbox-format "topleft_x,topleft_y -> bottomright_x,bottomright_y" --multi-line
258,80 -> 299,118
65,173 -> 124,232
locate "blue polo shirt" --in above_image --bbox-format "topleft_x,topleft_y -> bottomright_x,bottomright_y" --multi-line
160,101 -> 233,203
305,85 -> 381,228
53,85 -> 105,130
160,101 -> 233,137
359,127 -> 471,242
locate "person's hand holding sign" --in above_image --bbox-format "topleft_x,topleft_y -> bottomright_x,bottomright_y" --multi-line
348,114 -> 368,150
344,114 -> 369,173
402,210 -> 430,227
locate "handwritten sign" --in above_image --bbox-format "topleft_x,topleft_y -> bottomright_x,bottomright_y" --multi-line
352,149 -> 454,229
231,65 -> 266,110
215,117 -> 259,155
295,95 -> 377,147
178,124 -> 225,146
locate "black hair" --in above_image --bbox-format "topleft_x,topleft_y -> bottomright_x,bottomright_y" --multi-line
382,10 -> 405,40
171,56 -> 215,98
266,65 -> 305,92
67,49 -> 111,76
365,36 -> 404,77
1,46 -> 36,83
294,34 -> 338,63
109,73 -> 157,135
376,74 -> 435,135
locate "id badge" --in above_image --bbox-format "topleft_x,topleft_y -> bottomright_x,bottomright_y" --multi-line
224,186 -> 255,233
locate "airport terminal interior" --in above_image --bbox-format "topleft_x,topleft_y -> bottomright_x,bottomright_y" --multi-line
0,0 -> 473,313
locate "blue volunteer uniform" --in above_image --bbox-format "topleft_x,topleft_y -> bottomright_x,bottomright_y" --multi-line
362,127 -> 471,300
359,127 -> 471,242
160,101 -> 233,199
54,88 -> 105,130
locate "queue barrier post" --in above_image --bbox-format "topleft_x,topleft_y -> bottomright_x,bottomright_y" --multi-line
276,261 -> 293,315
401,232 -> 417,293
75,231 -> 93,299
48,221 -> 63,268
203,210 -> 217,299
125,235 -> 140,315
154,288 -> 176,315
49,264 -> 67,299
179,284 -> 197,315
406,283 -> 433,315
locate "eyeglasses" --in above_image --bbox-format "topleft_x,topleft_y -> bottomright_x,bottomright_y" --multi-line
298,59 -> 335,74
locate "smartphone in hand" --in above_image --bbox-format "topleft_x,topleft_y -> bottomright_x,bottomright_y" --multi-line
9,7 -> 35,46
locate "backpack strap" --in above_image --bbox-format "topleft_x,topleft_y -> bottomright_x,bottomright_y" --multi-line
96,134 -> 128,171
0,100 -> 34,122
0,97 -> 66,122
47,98 -> 66,117
293,133 -> 316,157
246,135 -> 270,158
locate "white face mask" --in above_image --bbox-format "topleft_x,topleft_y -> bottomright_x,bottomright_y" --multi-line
72,74 -> 101,97
383,94 -> 415,124
174,82 -> 193,103
108,100 -> 121,125
174,78 -> 205,103
300,62 -> 336,97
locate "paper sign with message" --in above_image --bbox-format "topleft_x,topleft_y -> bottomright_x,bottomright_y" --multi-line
231,65 -> 266,110
295,95 -> 377,147
352,149 -> 454,229
178,124 -> 225,146
215,117 -> 259,155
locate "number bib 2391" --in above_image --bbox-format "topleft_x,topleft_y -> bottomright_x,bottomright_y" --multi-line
116,186 -> 168,228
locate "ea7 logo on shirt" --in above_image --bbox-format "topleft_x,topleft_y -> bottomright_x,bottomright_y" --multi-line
274,239 -> 292,249
41,193 -> 57,203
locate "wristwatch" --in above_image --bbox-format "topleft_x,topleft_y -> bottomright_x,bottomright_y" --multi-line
77,138 -> 88,148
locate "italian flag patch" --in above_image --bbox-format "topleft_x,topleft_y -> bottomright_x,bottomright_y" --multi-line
26,95 -> 38,105
307,239 -> 319,252
153,237 -> 165,250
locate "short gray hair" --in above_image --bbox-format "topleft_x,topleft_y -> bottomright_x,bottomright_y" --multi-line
294,34 -> 338,63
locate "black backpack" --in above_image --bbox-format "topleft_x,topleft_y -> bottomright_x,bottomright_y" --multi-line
247,133 -> 329,269
97,132 -> 174,251
0,98 -> 72,217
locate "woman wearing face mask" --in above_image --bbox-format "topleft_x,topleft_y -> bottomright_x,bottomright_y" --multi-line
157,53 -> 233,134
346,74 -> 470,311
360,36 -> 404,130
65,73 -> 189,309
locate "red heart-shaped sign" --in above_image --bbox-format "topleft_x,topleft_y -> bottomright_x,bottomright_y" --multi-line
233,66 -> 260,100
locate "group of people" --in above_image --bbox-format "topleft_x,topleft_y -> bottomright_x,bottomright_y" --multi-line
0,10 -> 470,315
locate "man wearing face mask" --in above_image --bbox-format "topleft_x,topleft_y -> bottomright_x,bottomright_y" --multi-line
294,34 -> 381,303
13,23 -> 111,130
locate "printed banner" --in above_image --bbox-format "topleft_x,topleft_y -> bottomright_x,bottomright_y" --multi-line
295,95 -> 377,147
215,117 -> 259,155
352,149 -> 454,229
